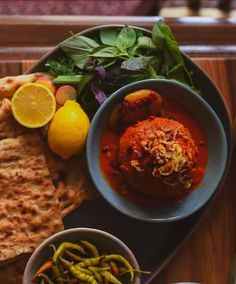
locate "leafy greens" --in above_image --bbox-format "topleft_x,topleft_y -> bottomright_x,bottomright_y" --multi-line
45,21 -> 198,117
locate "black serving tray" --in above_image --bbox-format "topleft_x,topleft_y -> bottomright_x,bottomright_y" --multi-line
27,25 -> 233,284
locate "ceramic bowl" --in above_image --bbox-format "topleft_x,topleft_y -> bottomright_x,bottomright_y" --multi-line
86,78 -> 228,222
23,228 -> 141,284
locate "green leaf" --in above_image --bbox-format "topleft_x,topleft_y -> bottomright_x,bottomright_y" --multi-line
151,20 -> 197,90
118,73 -> 147,85
152,20 -> 183,64
77,74 -> 93,97
137,36 -> 156,49
45,58 -> 76,76
135,29 -> 144,39
60,35 -> 99,53
69,53 -> 90,69
116,26 -> 136,51
169,63 -> 195,88
90,46 -> 119,58
131,36 -> 156,56
147,65 -> 158,79
149,57 -> 162,73
121,57 -> 153,72
100,28 -> 119,46
152,21 -> 167,51
97,58 -> 117,68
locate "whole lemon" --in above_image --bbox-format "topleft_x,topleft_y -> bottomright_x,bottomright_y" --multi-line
48,100 -> 90,159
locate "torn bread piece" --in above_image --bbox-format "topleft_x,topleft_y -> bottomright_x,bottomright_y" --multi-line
0,73 -> 51,98
44,147 -> 98,218
0,99 -> 64,262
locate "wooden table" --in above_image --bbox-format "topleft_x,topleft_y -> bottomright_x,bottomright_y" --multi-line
1,16 -> 236,284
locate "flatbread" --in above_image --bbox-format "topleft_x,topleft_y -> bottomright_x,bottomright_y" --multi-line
0,73 -> 49,99
0,98 -> 98,281
0,99 -> 64,262
44,146 -> 98,218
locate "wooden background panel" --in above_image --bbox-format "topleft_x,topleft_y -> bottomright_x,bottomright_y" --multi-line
0,16 -> 236,46
195,58 -> 234,115
155,163 -> 236,284
0,16 -> 236,60
0,61 -> 23,77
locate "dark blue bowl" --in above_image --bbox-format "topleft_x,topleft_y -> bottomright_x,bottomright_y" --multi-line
86,79 -> 227,222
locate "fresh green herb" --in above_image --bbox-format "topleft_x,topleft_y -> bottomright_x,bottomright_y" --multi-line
61,35 -> 99,53
53,75 -> 85,85
77,74 -> 93,97
115,25 -> 137,52
132,36 -> 156,55
90,46 -> 120,58
100,28 -> 119,46
45,58 -> 76,76
45,20 -> 198,116
121,57 -> 154,72
152,21 -> 194,88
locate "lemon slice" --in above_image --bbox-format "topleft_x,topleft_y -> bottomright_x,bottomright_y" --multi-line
12,83 -> 56,128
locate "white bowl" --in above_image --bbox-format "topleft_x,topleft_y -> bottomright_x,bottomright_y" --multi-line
23,228 -> 141,284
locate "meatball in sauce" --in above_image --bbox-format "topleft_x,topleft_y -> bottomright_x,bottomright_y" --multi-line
99,90 -> 208,207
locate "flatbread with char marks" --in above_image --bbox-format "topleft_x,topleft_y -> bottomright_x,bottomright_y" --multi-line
0,99 -> 64,262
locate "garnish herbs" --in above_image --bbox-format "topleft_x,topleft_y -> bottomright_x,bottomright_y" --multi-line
45,21 -> 198,117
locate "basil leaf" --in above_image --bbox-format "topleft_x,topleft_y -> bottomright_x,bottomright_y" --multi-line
121,57 -> 153,71
116,26 -> 136,51
100,28 -> 119,46
151,20 -> 196,89
169,63 -> 194,88
91,85 -> 107,105
118,73 -> 147,85
70,53 -> 90,69
60,35 -> 99,53
97,58 -> 117,68
137,36 -> 156,49
149,57 -> 162,73
135,29 -> 144,38
132,36 -> 156,55
152,21 -> 183,64
90,46 -> 119,58
152,21 -> 166,51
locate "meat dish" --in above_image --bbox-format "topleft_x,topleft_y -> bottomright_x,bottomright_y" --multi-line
100,90 -> 208,206
119,117 -> 198,199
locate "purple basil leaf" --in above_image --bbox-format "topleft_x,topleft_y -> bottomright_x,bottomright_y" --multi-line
91,85 -> 107,105
83,58 -> 94,70
94,65 -> 106,80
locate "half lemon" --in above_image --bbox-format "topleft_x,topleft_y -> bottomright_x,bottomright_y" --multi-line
12,83 -> 56,128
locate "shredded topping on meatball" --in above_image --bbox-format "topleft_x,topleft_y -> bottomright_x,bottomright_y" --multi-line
130,160 -> 142,172
138,126 -> 195,189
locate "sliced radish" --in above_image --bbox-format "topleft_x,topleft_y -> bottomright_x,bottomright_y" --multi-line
55,85 -> 77,105
35,76 -> 56,94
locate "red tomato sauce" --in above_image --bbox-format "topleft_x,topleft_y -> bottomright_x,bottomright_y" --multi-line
99,97 -> 208,207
